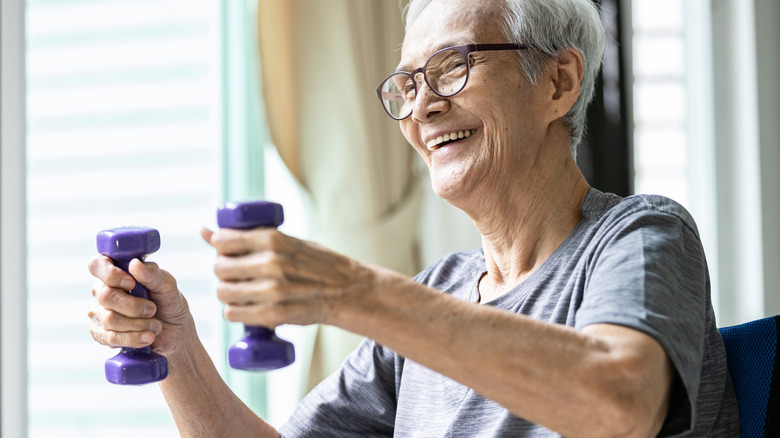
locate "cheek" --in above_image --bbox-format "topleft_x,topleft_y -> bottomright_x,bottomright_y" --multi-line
400,122 -> 423,151
477,108 -> 514,163
478,87 -> 541,151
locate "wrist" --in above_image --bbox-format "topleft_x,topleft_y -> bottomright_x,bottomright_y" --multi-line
164,314 -> 200,367
323,262 -> 403,333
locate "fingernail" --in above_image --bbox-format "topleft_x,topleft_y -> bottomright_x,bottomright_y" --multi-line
143,302 -> 157,317
141,333 -> 154,344
150,319 -> 163,335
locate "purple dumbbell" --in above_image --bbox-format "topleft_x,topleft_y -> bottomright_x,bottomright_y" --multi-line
96,226 -> 169,385
217,200 -> 295,371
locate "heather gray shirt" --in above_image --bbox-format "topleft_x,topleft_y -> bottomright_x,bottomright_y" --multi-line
281,189 -> 738,437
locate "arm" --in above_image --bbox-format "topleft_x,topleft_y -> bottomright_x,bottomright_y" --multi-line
335,267 -> 673,437
88,256 -> 280,438
206,228 -> 675,438
159,316 -> 280,437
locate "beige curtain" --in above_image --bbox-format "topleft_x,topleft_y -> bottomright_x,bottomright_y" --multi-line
257,0 -> 423,392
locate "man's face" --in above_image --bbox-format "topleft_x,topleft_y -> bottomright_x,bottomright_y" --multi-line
398,0 -> 553,203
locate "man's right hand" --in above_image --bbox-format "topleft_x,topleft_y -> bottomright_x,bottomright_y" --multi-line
88,255 -> 192,356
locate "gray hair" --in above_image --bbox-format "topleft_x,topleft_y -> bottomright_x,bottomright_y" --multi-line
403,0 -> 605,158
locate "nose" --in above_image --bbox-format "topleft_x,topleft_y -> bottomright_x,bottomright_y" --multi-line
411,81 -> 450,123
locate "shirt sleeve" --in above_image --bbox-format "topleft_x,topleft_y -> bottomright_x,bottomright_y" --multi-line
279,338 -> 402,437
575,200 -> 708,435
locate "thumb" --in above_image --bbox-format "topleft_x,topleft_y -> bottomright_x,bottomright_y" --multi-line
128,258 -> 172,294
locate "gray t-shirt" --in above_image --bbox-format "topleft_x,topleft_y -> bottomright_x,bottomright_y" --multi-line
281,188 -> 738,437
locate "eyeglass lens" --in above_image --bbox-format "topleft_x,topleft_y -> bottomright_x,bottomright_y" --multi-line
380,48 -> 468,119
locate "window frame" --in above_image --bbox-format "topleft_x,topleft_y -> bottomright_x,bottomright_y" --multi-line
1,0 -> 29,435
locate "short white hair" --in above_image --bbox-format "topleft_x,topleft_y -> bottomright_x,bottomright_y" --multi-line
403,0 -> 605,158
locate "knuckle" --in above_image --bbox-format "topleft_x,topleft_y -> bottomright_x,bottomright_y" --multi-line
105,289 -> 129,309
266,281 -> 287,302
86,302 -> 101,320
103,309 -> 122,327
263,254 -> 286,276
93,284 -> 114,305
213,230 -> 245,255
214,256 -> 231,279
88,256 -> 101,275
90,327 -> 106,346
216,283 -> 234,302
265,251 -> 282,266
266,277 -> 285,293
105,331 -> 121,347
91,279 -> 103,297
211,230 -> 228,247
223,305 -> 239,322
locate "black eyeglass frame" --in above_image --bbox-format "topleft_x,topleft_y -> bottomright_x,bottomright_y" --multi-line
376,43 -> 527,120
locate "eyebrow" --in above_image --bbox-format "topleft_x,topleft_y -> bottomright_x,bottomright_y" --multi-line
395,39 -> 474,72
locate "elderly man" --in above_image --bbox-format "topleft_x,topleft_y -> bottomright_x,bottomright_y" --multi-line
88,0 -> 738,436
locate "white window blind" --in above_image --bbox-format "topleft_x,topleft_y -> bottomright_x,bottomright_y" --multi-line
631,0 -> 688,206
27,0 -> 224,435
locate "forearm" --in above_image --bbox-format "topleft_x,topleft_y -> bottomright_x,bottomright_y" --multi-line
159,321 -> 279,438
330,266 -> 670,437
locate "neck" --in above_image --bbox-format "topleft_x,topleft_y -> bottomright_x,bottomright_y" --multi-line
459,146 -> 590,303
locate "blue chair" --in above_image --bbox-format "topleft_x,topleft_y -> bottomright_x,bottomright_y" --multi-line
719,315 -> 780,437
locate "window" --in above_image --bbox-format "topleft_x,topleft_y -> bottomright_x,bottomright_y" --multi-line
631,0 -> 688,206
26,0 -> 223,435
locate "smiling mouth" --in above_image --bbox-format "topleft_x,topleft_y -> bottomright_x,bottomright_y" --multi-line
426,129 -> 477,151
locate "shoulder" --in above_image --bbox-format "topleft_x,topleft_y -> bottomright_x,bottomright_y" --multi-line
620,194 -> 698,233
586,190 -> 701,240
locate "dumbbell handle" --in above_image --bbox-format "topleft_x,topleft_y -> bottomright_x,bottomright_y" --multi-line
113,258 -> 150,299
218,201 -> 295,371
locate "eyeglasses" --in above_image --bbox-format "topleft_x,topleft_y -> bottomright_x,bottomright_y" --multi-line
376,43 -> 526,120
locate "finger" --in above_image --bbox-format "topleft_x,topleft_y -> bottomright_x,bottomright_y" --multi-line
213,251 -> 287,282
93,281 -> 156,318
222,299 -> 320,328
216,278 -> 286,305
88,303 -> 162,334
89,254 -> 136,291
210,228 -> 286,256
90,324 -> 156,349
223,302 -> 275,327
220,279 -> 336,326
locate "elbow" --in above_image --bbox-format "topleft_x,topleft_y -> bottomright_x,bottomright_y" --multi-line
584,355 -> 671,438
590,403 -> 658,438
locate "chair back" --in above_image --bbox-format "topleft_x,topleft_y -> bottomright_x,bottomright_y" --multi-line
719,315 -> 780,437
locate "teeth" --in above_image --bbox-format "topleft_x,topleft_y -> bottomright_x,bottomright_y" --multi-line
426,129 -> 476,151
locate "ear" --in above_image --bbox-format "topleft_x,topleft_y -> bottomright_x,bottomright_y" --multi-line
547,48 -> 584,120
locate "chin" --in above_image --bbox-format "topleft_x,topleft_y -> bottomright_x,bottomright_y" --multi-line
429,168 -> 473,203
